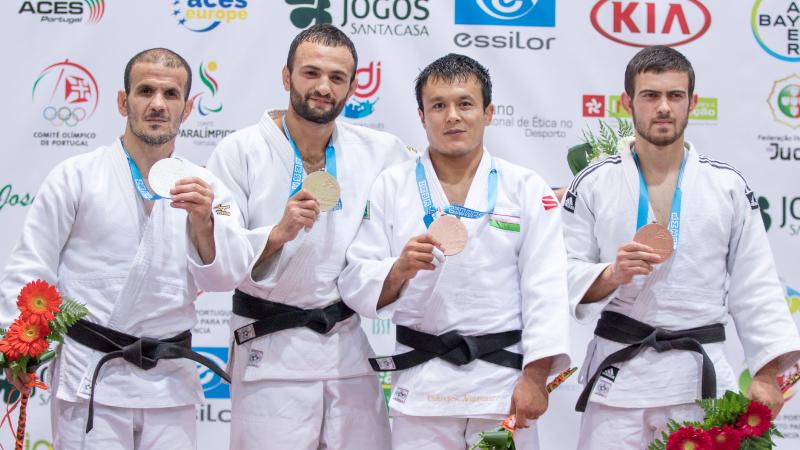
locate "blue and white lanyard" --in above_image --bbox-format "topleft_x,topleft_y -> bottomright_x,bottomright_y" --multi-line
414,157 -> 497,228
283,118 -> 342,211
121,138 -> 161,201
632,150 -> 687,250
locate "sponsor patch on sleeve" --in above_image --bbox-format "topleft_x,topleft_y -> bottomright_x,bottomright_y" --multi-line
563,190 -> 577,213
542,194 -> 559,211
214,203 -> 231,216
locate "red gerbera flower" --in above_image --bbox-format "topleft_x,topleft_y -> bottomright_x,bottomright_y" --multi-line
736,401 -> 772,437
708,425 -> 742,450
667,426 -> 713,450
16,280 -> 61,325
502,415 -> 516,435
0,319 -> 51,360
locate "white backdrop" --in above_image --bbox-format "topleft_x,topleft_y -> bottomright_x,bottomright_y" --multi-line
0,1 -> 799,449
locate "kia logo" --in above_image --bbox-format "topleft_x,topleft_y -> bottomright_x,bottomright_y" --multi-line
591,0 -> 711,48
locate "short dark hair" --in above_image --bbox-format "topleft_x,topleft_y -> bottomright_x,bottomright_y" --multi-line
124,48 -> 192,100
624,45 -> 695,97
287,24 -> 358,81
415,53 -> 492,111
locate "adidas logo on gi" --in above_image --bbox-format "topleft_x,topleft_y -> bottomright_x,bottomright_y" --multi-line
746,190 -> 759,210
563,191 -> 577,213
600,365 -> 619,381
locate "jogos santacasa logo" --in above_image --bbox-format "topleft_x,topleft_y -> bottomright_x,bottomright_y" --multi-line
767,74 -> 800,129
344,61 -> 381,119
454,0 -> 556,27
590,0 -> 711,47
190,61 -> 223,116
172,0 -> 249,33
32,59 -> 99,128
581,94 -> 717,121
18,0 -> 106,24
193,347 -> 230,399
752,0 -> 800,62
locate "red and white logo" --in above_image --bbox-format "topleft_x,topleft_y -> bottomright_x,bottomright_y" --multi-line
542,195 -> 559,211
590,0 -> 711,48
583,95 -> 606,117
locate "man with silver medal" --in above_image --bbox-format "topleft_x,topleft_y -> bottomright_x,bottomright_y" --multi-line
339,54 -> 572,450
0,48 -> 252,449
563,46 -> 800,449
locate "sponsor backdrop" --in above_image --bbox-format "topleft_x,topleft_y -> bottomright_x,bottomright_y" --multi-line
0,0 -> 799,448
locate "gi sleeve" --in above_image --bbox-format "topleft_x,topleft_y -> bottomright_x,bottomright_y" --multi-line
0,161 -> 78,327
562,182 -> 617,322
517,179 -> 571,375
727,182 -> 800,375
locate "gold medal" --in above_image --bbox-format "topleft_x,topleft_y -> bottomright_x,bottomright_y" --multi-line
303,171 -> 341,211
428,215 -> 468,256
633,223 -> 674,260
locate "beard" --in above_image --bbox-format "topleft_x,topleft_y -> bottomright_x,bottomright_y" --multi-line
289,84 -> 347,124
632,106 -> 689,147
127,107 -> 179,146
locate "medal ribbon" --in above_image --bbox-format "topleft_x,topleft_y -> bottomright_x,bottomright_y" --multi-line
121,137 -> 162,201
283,117 -> 342,211
414,156 -> 497,228
632,150 -> 687,250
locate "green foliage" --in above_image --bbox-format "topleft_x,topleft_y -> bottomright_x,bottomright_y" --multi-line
581,118 -> 634,161
698,390 -> 752,428
469,429 -> 515,450
47,299 -> 88,343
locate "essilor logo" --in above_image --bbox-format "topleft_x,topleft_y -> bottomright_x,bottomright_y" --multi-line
476,0 -> 539,20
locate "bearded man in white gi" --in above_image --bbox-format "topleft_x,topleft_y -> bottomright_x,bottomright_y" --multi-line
206,24 -> 411,450
0,48 -> 252,449
338,53 -> 571,450
564,45 -> 800,449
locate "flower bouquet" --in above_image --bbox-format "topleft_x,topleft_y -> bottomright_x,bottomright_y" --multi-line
647,390 -> 792,450
567,118 -> 634,176
0,280 -> 87,450
469,367 -> 578,450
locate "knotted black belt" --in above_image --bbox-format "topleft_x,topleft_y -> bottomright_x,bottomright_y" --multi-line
369,326 -> 523,372
232,289 -> 355,345
575,311 -> 725,412
66,319 -> 230,433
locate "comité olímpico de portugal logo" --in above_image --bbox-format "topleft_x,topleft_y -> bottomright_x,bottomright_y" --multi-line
344,61 -> 381,120
752,1 -> 800,62
767,74 -> 800,129
18,0 -> 105,25
285,0 -> 430,38
590,0 -> 711,47
453,0 -> 557,52
32,59 -> 99,147
191,61 -> 223,117
173,0 -> 249,33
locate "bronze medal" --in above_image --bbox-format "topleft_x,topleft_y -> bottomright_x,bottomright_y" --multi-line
633,223 -> 674,260
427,215 -> 468,256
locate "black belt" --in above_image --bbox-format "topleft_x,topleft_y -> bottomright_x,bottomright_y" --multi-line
232,289 -> 355,345
66,319 -> 231,433
575,311 -> 725,412
369,326 -> 523,372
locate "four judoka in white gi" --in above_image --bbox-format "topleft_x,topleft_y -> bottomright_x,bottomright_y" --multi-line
1,27 -> 798,450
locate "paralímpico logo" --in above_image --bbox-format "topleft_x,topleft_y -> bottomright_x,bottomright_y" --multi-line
18,0 -> 105,24
31,59 -> 98,147
173,0 -> 249,33
752,0 -> 800,62
590,0 -> 711,47
182,60 -> 235,147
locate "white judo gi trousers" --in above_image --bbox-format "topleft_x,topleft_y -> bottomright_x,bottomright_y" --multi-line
391,414 -> 539,450
51,397 -> 195,450
576,401 -> 703,450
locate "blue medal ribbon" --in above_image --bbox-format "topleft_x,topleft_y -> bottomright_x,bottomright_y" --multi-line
120,137 -> 162,201
283,117 -> 342,211
414,155 -> 497,228
632,149 -> 687,250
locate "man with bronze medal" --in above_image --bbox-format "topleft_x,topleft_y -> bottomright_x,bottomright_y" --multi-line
563,46 -> 800,449
0,48 -> 252,449
339,54 -> 571,449
206,25 -> 412,450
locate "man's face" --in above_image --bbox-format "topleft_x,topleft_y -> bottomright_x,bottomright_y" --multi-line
118,62 -> 192,146
284,42 -> 356,124
418,75 -> 493,159
622,70 -> 697,147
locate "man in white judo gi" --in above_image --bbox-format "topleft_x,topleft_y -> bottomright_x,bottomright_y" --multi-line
338,53 -> 572,450
206,24 -> 411,450
564,45 -> 800,449
0,48 -> 252,449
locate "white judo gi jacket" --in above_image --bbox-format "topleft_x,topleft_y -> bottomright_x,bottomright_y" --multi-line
563,142 -> 800,408
0,139 -> 253,408
206,109 -> 412,381
339,149 -> 572,418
